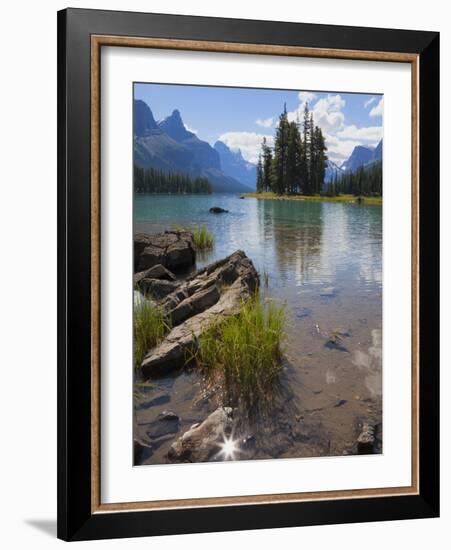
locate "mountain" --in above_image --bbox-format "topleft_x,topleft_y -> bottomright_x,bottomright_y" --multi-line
372,139 -> 382,162
134,99 -> 160,137
133,101 -> 252,193
341,145 -> 374,172
341,139 -> 383,173
214,141 -> 257,190
324,160 -> 344,183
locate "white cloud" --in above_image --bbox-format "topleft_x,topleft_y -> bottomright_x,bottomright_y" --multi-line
218,132 -> 274,163
312,94 -> 346,132
369,97 -> 383,117
336,125 -> 383,143
364,97 -> 376,109
324,133 -> 360,164
255,117 -> 274,128
286,91 -> 317,123
298,91 -> 316,104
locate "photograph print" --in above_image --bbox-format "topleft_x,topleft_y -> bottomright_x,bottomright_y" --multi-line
133,83 -> 383,466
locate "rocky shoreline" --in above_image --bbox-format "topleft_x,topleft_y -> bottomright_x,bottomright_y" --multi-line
133,230 -> 382,465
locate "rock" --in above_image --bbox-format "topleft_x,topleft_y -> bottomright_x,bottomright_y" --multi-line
357,422 -> 375,454
167,407 -> 233,462
138,245 -> 166,272
134,439 -> 152,463
209,206 -> 228,213
334,399 -> 347,408
136,393 -> 170,410
320,287 -> 336,298
134,231 -> 196,273
140,251 -> 258,378
134,264 -> 176,286
241,434 -> 256,450
138,278 -> 180,299
158,410 -> 179,422
296,307 -> 312,319
147,415 -> 180,439
169,284 -> 220,326
325,332 -> 349,352
166,240 -> 196,270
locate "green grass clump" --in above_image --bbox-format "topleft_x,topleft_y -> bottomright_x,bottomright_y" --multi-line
196,297 -> 285,407
171,224 -> 215,250
134,297 -> 170,369
192,224 -> 214,250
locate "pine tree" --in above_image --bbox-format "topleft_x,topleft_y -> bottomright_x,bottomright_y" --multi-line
300,103 -> 311,194
256,153 -> 264,193
272,104 -> 290,194
286,121 -> 302,194
261,137 -> 273,192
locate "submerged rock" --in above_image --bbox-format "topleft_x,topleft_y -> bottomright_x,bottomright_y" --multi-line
133,439 -> 153,463
320,287 -> 337,298
140,250 -> 258,378
167,407 -> 233,463
158,410 -> 179,421
325,332 -> 350,352
209,206 -> 228,213
134,231 -> 195,272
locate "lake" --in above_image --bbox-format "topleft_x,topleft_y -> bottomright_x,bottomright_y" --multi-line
134,193 -> 383,463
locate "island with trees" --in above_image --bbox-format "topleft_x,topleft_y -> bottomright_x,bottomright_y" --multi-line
246,103 -> 382,204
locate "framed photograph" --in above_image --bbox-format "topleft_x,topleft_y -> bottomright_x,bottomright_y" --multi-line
57,8 -> 439,541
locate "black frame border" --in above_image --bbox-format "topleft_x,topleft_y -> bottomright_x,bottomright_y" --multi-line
57,8 -> 439,541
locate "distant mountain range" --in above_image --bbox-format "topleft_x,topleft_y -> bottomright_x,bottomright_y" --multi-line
325,139 -> 383,182
134,99 -> 382,192
133,100 -> 254,193
214,141 -> 257,190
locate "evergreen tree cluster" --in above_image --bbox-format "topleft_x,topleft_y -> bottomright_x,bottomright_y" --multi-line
134,165 -> 212,194
256,103 -> 328,195
328,161 -> 382,197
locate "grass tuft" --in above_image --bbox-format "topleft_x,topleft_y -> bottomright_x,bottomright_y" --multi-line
171,224 -> 215,250
196,296 -> 285,407
192,224 -> 214,250
134,296 -> 170,369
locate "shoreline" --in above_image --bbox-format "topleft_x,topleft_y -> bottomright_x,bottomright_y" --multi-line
241,192 -> 383,205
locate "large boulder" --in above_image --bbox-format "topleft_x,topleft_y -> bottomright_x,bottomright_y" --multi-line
167,407 -> 233,463
134,231 -> 196,273
134,264 -> 177,286
140,250 -> 258,378
138,278 -> 180,300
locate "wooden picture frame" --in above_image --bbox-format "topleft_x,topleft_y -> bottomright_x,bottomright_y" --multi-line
57,8 -> 439,541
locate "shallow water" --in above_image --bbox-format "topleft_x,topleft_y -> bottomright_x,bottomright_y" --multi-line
134,193 -> 382,464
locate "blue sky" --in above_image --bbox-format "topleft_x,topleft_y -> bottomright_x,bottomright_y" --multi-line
134,82 -> 383,165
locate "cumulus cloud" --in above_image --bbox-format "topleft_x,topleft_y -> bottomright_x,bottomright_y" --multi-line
369,97 -> 383,117
220,91 -> 382,166
336,125 -> 383,143
312,94 -> 346,132
218,132 -> 274,163
256,117 -> 274,128
324,133 -> 361,163
287,91 -> 317,123
298,91 -> 316,103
